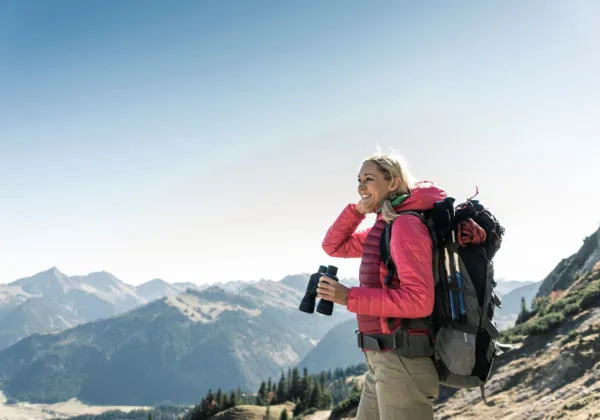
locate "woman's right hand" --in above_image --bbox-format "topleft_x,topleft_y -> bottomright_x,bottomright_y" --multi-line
355,198 -> 376,215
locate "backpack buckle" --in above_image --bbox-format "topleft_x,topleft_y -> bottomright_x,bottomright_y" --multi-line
356,330 -> 364,348
391,332 -> 404,349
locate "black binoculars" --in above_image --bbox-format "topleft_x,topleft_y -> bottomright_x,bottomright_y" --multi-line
298,265 -> 339,316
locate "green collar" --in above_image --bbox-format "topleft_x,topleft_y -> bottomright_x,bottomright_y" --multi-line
375,193 -> 410,214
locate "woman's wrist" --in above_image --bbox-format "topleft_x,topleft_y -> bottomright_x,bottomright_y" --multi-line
351,203 -> 367,216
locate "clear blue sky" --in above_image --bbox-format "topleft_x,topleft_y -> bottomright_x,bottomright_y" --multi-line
1,0 -> 598,285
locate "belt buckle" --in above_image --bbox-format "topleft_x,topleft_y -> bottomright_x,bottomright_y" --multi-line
356,330 -> 364,348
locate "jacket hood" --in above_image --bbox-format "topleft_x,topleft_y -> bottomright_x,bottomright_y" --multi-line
376,180 -> 447,219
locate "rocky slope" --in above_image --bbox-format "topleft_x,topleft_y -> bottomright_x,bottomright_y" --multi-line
536,226 -> 600,297
0,279 -> 353,406
0,296 -> 86,350
0,285 -> 32,318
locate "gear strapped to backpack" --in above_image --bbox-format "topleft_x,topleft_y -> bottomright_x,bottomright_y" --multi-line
379,192 -> 514,402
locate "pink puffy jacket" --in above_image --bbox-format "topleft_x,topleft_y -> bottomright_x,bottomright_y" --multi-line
322,181 -> 447,336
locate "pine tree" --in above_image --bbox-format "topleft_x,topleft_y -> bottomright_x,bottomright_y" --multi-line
190,395 -> 213,420
277,371 -> 287,403
279,408 -> 289,420
309,380 -> 322,409
222,392 -> 231,411
147,413 -> 153,420
258,381 -> 268,405
190,398 -> 205,420
319,371 -> 327,390
322,390 -> 333,409
299,368 -> 311,401
267,377 -> 273,393
206,389 -> 214,404
517,296 -> 529,323
229,389 -> 237,408
290,368 -> 301,401
215,388 -> 223,411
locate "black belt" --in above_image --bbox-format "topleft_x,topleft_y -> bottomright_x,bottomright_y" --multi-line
356,331 -> 404,351
356,330 -> 434,358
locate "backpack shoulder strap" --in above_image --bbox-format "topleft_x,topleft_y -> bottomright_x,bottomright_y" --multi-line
380,211 -> 427,286
380,210 -> 437,337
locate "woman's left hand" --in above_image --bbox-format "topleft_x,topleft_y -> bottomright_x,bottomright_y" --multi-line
317,276 -> 349,306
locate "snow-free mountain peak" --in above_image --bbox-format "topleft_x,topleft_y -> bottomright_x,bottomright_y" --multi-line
135,278 -> 199,301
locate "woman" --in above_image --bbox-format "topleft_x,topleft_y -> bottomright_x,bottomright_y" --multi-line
316,152 -> 446,420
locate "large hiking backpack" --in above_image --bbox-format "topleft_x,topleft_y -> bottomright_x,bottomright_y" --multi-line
380,192 -> 514,401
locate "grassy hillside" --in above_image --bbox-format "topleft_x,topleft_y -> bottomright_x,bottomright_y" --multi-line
211,402 -> 295,420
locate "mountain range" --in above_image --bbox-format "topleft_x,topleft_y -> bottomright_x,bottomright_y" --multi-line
0,272 -> 355,405
0,267 -> 266,351
492,278 -> 536,296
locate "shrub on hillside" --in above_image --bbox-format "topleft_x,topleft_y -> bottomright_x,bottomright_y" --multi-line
498,329 -> 526,344
329,388 -> 361,419
580,281 -> 600,310
527,312 -> 565,334
563,329 -> 580,344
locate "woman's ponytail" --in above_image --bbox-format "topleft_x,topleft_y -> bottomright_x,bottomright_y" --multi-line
380,197 -> 399,224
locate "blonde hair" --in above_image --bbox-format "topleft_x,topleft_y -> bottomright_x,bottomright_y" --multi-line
361,150 -> 417,223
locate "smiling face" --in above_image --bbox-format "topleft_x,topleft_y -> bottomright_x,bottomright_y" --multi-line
357,161 -> 401,209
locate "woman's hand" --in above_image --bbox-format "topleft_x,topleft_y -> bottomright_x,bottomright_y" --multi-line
317,276 -> 349,306
355,197 -> 377,215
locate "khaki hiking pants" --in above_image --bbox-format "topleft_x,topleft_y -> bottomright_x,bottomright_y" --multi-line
356,350 -> 439,420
